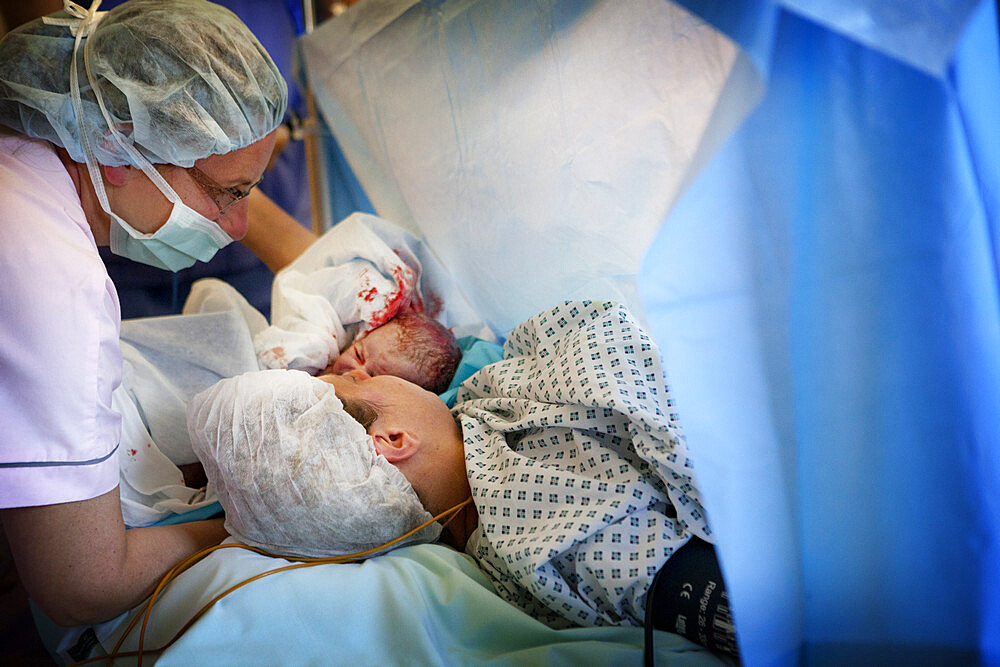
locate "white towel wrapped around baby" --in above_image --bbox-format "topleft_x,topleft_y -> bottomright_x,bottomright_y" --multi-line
254,215 -> 421,374
187,369 -> 439,558
254,213 -> 496,375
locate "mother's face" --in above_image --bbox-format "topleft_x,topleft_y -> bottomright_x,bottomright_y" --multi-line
317,370 -> 469,517
317,370 -> 454,436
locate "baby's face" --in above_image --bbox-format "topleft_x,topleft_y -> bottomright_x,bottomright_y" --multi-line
330,322 -> 422,386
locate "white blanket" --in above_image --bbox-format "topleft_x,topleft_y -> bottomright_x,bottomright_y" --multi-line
257,212 -> 494,374
255,215 -> 418,373
116,283 -> 262,526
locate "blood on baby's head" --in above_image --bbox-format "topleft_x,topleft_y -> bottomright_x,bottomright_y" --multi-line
335,312 -> 461,394
387,312 -> 461,394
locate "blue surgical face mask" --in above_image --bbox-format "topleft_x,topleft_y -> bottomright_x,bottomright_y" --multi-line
108,198 -> 234,272
63,3 -> 235,272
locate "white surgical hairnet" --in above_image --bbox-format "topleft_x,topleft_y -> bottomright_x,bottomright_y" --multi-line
0,0 -> 287,167
187,369 -> 439,558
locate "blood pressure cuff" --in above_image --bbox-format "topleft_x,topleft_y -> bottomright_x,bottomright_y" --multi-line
646,537 -> 740,660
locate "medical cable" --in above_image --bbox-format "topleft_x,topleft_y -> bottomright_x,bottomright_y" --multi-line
106,496 -> 471,666
135,497 -> 471,665
65,496 -> 473,667
643,560 -> 668,667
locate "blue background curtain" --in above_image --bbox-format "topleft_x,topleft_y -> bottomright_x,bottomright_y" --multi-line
301,0 -> 999,662
639,1 -> 1000,663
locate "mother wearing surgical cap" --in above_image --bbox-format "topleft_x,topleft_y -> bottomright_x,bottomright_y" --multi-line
0,0 -> 312,626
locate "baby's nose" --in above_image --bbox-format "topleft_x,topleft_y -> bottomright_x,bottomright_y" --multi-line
331,352 -> 359,374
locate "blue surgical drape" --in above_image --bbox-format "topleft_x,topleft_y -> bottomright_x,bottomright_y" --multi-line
301,0 -> 999,662
640,1 -> 1000,663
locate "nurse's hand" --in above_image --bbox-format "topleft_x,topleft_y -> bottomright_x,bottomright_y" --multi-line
1,486 -> 227,627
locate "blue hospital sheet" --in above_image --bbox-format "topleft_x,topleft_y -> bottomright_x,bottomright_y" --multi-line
64,544 -> 731,665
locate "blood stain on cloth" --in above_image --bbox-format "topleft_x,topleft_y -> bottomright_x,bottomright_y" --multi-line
259,346 -> 288,368
367,265 -> 422,329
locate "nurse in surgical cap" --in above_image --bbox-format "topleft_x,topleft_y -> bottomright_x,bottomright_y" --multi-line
0,0 -> 304,627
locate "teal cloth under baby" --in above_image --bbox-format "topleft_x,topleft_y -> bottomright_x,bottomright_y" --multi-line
440,336 -> 504,407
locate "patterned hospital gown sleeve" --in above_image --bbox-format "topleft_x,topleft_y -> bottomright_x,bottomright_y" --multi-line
454,300 -> 712,628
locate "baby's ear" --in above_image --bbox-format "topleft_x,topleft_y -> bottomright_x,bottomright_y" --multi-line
372,428 -> 421,463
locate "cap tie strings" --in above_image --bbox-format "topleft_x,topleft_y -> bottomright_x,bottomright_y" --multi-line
41,1 -> 106,38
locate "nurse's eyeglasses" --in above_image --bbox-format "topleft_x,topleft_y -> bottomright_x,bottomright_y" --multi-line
188,166 -> 263,218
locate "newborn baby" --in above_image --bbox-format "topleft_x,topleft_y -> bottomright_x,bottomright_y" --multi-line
324,311 -> 461,395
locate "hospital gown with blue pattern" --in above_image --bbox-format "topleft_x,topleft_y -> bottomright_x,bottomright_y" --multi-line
455,300 -> 713,628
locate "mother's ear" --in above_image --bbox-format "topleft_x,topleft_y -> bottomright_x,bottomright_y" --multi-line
101,164 -> 131,187
372,428 -> 421,463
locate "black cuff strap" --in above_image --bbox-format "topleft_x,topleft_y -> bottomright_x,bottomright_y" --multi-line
643,537 -> 740,663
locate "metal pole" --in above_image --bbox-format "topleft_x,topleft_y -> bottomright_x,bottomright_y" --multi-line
301,0 -> 326,236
